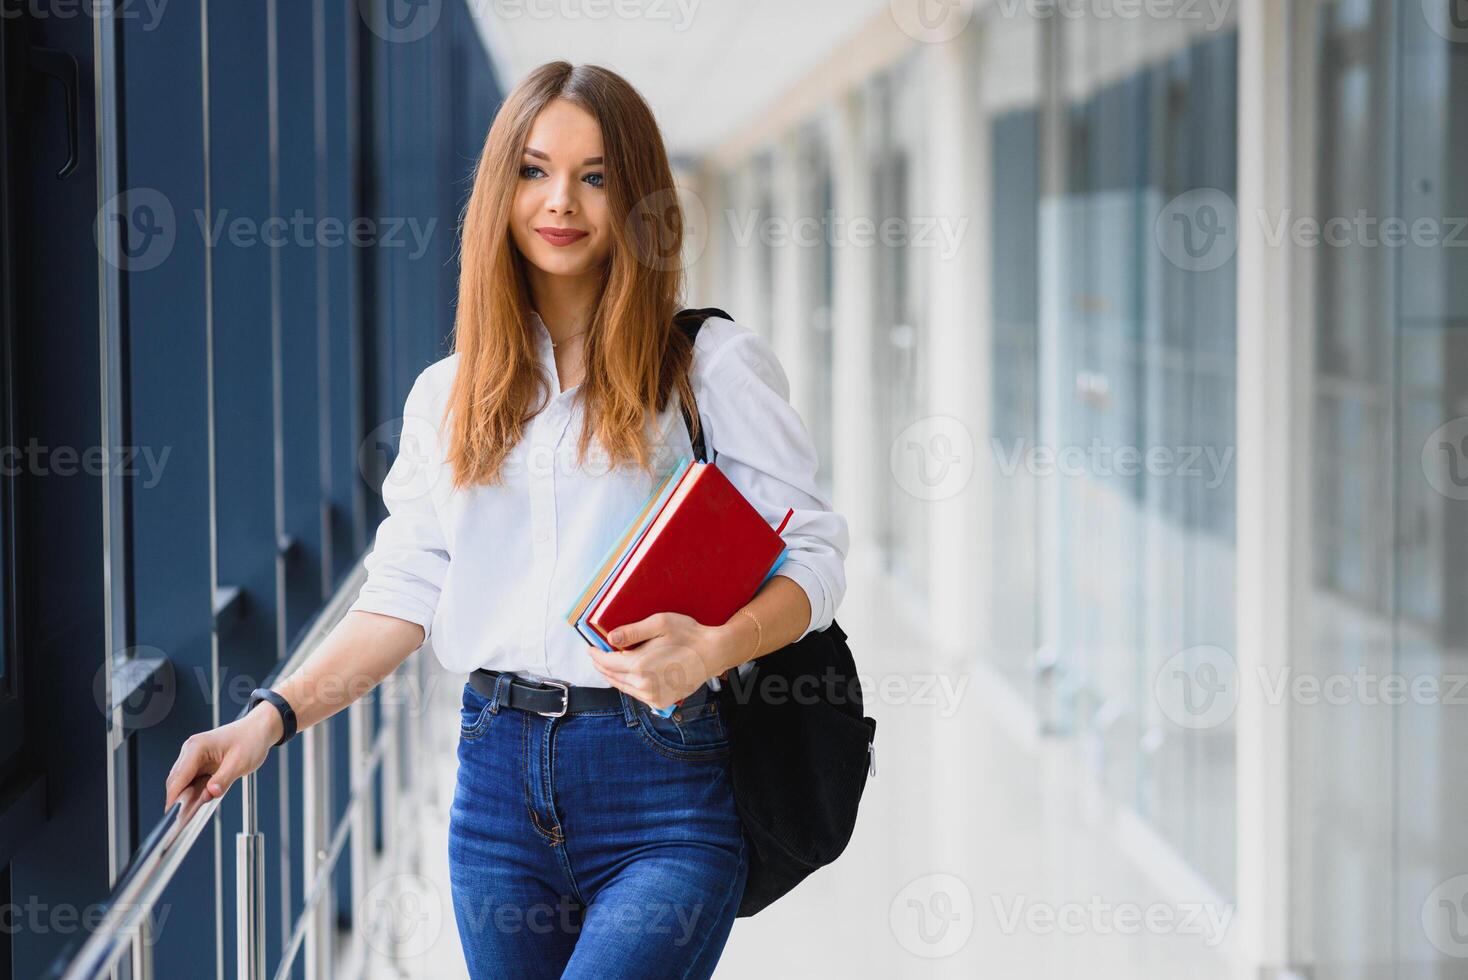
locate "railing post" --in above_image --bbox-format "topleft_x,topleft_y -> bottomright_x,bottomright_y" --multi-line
346,698 -> 370,968
236,771 -> 265,980
129,911 -> 153,980
302,720 -> 332,980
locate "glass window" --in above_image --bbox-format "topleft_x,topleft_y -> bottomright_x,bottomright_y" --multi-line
1301,0 -> 1468,971
870,58 -> 930,599
984,7 -> 1043,704
796,123 -> 836,499
1013,5 -> 1240,897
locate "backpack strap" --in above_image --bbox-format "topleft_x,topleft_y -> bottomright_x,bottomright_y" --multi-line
671,307 -> 733,464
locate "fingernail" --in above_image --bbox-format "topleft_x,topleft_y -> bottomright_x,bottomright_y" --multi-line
609,631 -> 624,645
209,783 -> 221,795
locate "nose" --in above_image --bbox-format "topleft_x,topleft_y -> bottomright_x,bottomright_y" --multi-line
546,173 -> 578,216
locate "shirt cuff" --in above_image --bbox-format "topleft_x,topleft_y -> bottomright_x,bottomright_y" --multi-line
772,560 -> 830,644
347,594 -> 434,645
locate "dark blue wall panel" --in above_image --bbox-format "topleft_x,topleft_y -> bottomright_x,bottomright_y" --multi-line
8,1 -> 503,975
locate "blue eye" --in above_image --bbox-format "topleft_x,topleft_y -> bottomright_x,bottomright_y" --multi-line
520,164 -> 545,179
583,172 -> 605,189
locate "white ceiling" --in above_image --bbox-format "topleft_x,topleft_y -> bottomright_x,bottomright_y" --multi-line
471,0 -> 894,161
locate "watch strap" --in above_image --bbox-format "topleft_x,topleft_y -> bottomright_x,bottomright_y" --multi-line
248,688 -> 298,746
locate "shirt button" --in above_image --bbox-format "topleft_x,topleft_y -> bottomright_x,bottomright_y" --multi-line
535,526 -> 550,543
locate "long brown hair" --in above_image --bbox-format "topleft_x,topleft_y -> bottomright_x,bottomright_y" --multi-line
445,61 -> 697,489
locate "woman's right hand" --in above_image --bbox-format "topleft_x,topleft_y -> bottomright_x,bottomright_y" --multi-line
164,704 -> 283,811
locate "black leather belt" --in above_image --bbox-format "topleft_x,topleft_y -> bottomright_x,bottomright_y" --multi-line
469,668 -> 623,717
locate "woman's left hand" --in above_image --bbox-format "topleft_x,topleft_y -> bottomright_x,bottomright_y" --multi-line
587,612 -> 739,711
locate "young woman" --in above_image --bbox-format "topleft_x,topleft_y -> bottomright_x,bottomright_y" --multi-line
165,61 -> 848,978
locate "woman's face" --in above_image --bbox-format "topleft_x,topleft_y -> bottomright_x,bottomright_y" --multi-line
510,98 -> 613,280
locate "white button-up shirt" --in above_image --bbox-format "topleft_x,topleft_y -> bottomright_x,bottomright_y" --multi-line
347,311 -> 849,687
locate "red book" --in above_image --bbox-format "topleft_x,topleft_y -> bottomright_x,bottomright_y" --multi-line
586,462 -> 792,644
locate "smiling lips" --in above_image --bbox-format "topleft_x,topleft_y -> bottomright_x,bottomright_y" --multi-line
536,226 -> 588,247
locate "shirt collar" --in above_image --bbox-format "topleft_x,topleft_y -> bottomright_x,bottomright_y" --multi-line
529,309 -> 556,371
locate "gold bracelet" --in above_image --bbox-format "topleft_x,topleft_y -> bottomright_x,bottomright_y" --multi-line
734,608 -> 762,662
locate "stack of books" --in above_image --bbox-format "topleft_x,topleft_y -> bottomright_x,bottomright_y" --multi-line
567,455 -> 792,655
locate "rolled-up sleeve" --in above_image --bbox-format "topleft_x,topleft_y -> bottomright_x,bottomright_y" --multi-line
347,371 -> 451,640
696,326 -> 850,641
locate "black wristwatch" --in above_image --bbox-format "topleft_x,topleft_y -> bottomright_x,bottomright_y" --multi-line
247,688 -> 299,746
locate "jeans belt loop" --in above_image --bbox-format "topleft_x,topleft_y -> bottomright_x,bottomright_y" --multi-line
490,671 -> 513,714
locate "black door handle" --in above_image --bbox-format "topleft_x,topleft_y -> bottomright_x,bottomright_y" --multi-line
26,46 -> 80,180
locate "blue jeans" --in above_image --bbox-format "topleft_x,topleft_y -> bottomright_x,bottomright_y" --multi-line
447,675 -> 749,979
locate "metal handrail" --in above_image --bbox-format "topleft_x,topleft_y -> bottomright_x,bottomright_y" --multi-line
50,559 -> 381,980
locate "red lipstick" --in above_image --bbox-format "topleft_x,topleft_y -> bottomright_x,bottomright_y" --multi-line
536,227 -> 588,247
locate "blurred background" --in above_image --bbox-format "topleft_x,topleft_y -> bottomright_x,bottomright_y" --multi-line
4,0 -> 1466,977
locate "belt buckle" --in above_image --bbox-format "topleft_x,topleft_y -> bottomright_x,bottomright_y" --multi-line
531,678 -> 570,718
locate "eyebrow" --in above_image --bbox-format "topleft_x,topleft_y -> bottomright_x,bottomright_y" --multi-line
523,147 -> 603,165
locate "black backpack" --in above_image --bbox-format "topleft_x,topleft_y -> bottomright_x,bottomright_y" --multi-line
673,307 -> 878,918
